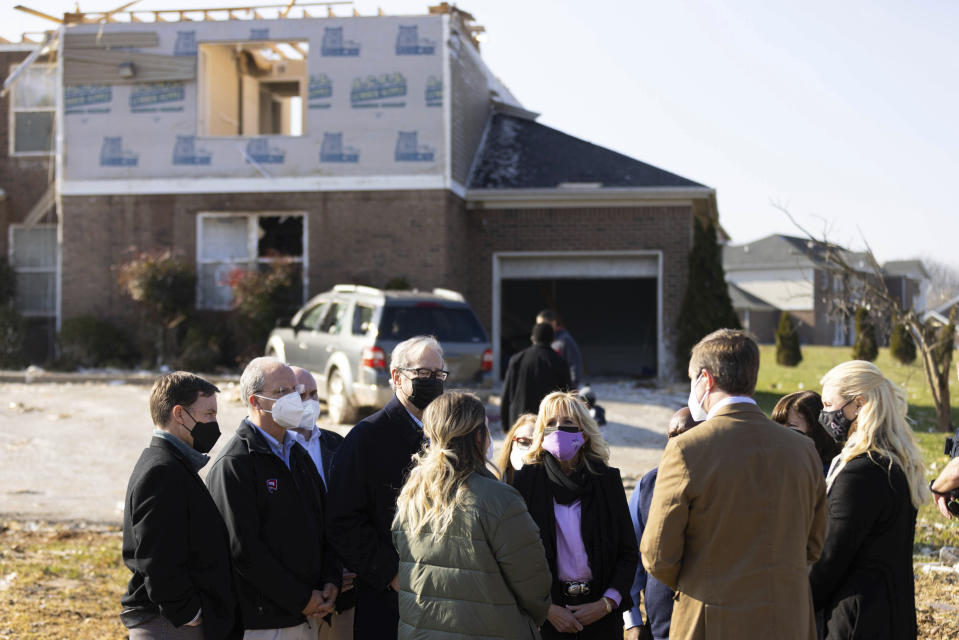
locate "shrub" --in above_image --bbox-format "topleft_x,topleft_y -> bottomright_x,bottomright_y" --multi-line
57,316 -> 136,369
852,307 -> 879,361
674,219 -> 741,376
176,311 -> 234,372
0,303 -> 24,368
890,323 -> 917,365
227,260 -> 299,364
0,258 -> 15,306
115,250 -> 197,366
775,311 -> 803,366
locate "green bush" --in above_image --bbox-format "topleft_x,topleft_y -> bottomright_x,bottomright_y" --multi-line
852,307 -> 879,361
674,219 -> 741,376
57,316 -> 137,369
115,250 -> 197,366
0,303 -> 25,368
0,258 -> 15,306
176,311 -> 234,372
227,261 -> 299,364
890,323 -> 916,365
775,311 -> 803,366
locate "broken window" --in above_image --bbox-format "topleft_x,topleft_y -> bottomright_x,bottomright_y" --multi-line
197,42 -> 308,137
197,213 -> 306,310
10,225 -> 57,316
10,63 -> 56,155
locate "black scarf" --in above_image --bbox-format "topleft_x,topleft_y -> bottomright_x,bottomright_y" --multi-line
544,454 -> 591,505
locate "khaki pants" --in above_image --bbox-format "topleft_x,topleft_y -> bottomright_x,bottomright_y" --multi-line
317,608 -> 355,640
243,621 -> 317,640
127,615 -> 204,639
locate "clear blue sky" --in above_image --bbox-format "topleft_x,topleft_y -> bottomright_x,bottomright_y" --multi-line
4,0 -> 957,265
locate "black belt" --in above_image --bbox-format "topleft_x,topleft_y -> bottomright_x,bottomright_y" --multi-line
561,580 -> 591,597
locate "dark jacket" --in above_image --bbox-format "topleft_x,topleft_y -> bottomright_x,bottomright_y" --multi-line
326,396 -> 424,591
809,454 -> 918,640
626,468 -> 673,640
205,420 -> 341,631
552,328 -> 583,388
317,428 -> 344,486
512,461 -> 638,615
121,436 -> 239,640
501,344 -> 572,431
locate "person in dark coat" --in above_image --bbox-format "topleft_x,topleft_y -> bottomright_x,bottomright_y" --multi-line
624,408 -> 700,640
501,322 -> 572,432
206,357 -> 341,639
120,371 -> 239,640
291,366 -> 355,640
811,360 -> 929,640
538,309 -> 584,388
326,336 -> 447,640
511,392 -> 638,639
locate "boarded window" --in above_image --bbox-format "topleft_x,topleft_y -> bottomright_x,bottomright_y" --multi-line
11,63 -> 56,155
10,225 -> 57,316
197,42 -> 307,137
197,213 -> 306,310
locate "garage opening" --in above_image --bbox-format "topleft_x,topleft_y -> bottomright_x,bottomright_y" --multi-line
494,252 -> 662,380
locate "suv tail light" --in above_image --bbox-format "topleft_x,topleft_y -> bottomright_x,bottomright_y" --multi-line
481,348 -> 493,372
362,346 -> 387,369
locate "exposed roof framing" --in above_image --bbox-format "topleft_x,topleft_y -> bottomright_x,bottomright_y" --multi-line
14,2 -> 353,27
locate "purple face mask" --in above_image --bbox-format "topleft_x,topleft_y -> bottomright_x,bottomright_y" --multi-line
542,430 -> 585,461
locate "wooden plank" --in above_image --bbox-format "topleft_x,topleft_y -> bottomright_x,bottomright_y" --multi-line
63,49 -> 196,84
64,32 -> 159,49
13,5 -> 64,24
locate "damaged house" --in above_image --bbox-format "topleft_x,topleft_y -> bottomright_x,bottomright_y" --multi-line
2,3 -> 719,378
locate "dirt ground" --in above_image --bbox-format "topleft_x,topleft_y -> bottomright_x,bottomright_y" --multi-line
0,379 -> 681,523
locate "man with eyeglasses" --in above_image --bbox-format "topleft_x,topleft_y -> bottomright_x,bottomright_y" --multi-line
206,357 -> 341,640
326,336 -> 447,640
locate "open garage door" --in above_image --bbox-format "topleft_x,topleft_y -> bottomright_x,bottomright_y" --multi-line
493,252 -> 663,381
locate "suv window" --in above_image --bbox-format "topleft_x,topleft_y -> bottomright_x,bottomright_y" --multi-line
300,302 -> 329,331
320,301 -> 350,335
379,305 -> 486,343
353,304 -> 375,335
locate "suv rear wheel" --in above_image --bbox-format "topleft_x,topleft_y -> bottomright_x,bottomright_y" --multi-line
327,369 -> 358,425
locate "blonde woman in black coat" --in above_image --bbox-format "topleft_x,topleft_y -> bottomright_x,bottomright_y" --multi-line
810,360 -> 929,639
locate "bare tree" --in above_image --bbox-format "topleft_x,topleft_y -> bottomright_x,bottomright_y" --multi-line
777,205 -> 955,432
925,259 -> 959,310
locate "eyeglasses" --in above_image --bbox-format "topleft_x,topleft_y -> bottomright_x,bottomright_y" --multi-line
545,425 -> 582,434
399,367 -> 449,381
513,436 -> 533,447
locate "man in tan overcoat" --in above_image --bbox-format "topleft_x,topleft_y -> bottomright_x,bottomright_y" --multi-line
641,329 -> 827,640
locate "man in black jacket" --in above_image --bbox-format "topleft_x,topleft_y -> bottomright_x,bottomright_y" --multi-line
326,335 -> 446,640
501,322 -> 573,431
121,371 -> 238,640
206,357 -> 340,640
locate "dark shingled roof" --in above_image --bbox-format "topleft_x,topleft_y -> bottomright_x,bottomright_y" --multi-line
727,283 -> 777,311
724,234 -> 870,271
468,113 -> 707,190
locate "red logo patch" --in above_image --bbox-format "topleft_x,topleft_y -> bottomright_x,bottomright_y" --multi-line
266,478 -> 278,493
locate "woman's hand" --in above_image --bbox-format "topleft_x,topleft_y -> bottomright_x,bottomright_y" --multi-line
546,604 -> 584,633
567,599 -> 609,625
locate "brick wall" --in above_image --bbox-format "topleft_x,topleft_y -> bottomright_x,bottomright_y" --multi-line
59,189 -> 471,321
0,49 -> 57,258
462,204 -> 693,361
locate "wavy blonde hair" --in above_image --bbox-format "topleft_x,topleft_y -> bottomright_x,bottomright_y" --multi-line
821,360 -> 929,509
527,391 -> 610,472
496,413 -> 537,483
394,391 -> 493,536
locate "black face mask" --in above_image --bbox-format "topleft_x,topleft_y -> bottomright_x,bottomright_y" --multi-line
183,408 -> 221,454
408,377 -> 445,410
818,400 -> 855,444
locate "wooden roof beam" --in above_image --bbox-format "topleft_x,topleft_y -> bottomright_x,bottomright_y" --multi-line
14,5 -> 64,24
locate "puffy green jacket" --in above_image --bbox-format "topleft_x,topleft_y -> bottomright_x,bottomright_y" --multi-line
392,473 -> 552,639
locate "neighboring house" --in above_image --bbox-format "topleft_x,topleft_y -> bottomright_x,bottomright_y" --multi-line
1,5 -> 721,379
882,260 -> 929,314
723,234 -> 872,345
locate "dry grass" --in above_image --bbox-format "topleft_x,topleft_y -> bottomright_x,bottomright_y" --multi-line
1,519 -> 958,638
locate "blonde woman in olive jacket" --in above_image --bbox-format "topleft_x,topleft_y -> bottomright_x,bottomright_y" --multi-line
392,391 -> 552,639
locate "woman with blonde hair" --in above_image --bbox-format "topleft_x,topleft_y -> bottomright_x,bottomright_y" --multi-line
511,392 -> 637,639
810,360 -> 928,640
392,391 -> 551,639
497,413 -> 537,484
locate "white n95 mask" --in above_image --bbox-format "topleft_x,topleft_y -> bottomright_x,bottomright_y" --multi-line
299,399 -> 322,430
256,392 -> 304,429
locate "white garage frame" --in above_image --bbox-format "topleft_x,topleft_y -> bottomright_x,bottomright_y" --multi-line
492,250 -> 664,381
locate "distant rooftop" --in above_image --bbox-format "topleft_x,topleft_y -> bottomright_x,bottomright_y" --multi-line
724,234 -> 870,272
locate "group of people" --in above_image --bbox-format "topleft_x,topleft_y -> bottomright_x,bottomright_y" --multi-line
120,322 -> 959,640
